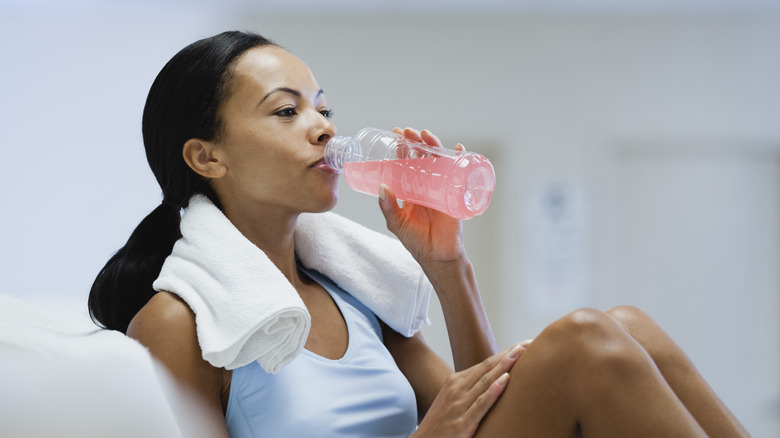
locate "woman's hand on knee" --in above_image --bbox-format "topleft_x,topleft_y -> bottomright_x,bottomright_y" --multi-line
412,343 -> 527,438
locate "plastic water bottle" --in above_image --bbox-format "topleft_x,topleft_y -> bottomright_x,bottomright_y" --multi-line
324,127 -> 496,219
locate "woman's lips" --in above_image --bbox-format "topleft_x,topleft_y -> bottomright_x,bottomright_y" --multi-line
312,158 -> 339,174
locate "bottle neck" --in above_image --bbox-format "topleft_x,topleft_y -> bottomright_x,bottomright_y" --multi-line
324,136 -> 360,173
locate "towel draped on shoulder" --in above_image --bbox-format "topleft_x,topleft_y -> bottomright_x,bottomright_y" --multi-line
153,194 -> 432,374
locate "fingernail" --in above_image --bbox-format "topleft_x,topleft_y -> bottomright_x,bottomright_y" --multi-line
378,184 -> 387,201
507,343 -> 525,360
496,372 -> 510,387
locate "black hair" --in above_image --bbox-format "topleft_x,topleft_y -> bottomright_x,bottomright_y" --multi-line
89,31 -> 277,333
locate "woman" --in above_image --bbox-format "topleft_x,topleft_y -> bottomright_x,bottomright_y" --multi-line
89,31 -> 749,437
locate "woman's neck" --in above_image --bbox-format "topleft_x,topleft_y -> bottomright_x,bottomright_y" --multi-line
219,200 -> 301,284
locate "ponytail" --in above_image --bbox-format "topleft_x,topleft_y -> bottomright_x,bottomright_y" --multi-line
89,31 -> 276,333
88,202 -> 181,333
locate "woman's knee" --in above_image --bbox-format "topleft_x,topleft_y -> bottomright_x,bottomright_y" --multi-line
546,308 -> 653,375
504,309 -> 661,409
605,304 -> 654,329
605,305 -> 685,368
551,308 -> 626,346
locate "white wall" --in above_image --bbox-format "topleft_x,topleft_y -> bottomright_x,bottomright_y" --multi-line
0,9 -> 235,310
256,17 -> 780,434
1,7 -> 778,435
612,147 -> 779,436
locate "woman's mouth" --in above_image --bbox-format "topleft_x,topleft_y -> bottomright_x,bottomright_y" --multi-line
312,158 -> 339,174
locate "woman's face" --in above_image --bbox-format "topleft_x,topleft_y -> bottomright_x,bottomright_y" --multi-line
209,45 -> 339,216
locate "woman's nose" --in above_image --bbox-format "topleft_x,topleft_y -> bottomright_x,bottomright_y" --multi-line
313,117 -> 336,145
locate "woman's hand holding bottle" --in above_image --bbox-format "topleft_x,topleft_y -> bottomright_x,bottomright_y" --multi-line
377,127 -> 468,266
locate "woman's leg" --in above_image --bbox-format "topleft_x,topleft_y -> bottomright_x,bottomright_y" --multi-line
606,305 -> 750,438
475,308 -> 708,437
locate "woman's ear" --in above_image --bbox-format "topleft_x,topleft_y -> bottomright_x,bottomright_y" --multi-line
182,139 -> 227,179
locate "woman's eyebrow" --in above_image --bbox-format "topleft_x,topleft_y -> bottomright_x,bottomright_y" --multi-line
258,87 -> 325,106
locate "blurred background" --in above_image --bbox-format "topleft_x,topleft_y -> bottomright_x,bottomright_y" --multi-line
1,0 -> 779,435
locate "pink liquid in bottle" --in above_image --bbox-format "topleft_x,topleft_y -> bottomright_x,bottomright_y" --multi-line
343,155 -> 494,219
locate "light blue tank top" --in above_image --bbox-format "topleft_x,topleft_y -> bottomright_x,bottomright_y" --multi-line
225,267 -> 418,438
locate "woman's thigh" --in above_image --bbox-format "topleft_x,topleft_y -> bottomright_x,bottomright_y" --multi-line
474,308 -> 706,438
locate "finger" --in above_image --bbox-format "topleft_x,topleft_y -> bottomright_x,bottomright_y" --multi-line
392,128 -> 406,158
494,343 -> 527,372
456,347 -> 523,433
462,372 -> 511,430
475,344 -> 524,376
420,129 -> 443,148
505,342 -> 527,363
465,344 -> 526,398
490,372 -> 511,399
403,127 -> 422,142
401,127 -> 426,158
378,183 -> 403,232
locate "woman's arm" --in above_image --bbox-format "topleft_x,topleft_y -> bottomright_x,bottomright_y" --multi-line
378,127 -> 499,371
382,324 -> 525,438
382,324 -> 527,418
127,292 -> 230,438
381,325 -> 451,418
377,128 -> 525,436
419,255 -> 498,370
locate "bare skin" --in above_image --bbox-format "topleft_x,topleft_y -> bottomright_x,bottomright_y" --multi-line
376,127 -> 749,438
128,45 -> 750,437
605,306 -> 750,438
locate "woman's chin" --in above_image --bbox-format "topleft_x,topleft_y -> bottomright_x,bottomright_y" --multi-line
308,193 -> 338,213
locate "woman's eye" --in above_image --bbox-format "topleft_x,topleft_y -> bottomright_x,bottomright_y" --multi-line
275,107 -> 297,118
320,109 -> 334,119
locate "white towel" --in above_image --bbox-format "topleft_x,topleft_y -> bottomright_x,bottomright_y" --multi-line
153,194 -> 432,374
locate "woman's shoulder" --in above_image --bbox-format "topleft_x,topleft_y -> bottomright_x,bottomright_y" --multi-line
128,292 -> 232,437
126,291 -> 200,360
128,292 -> 195,338
126,291 -> 225,392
